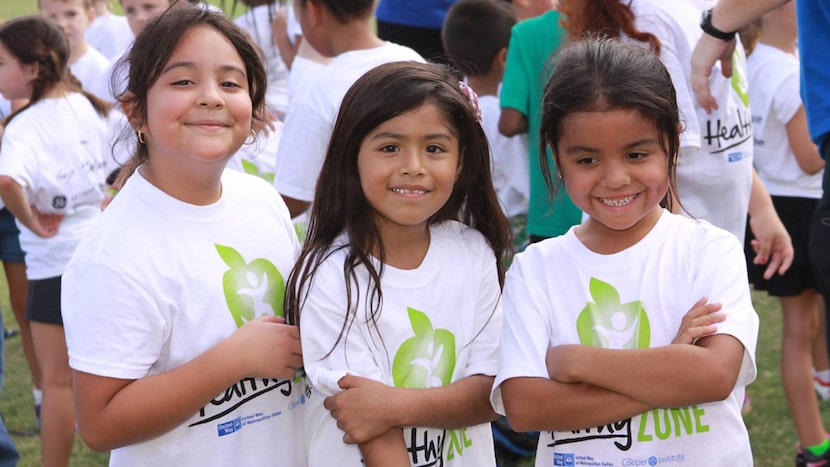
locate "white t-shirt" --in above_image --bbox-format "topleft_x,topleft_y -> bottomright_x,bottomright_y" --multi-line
70,46 -> 109,94
626,0 -> 754,243
274,42 -> 424,204
491,210 -> 758,467
300,221 -> 500,467
62,169 -> 305,466
85,12 -> 134,61
479,93 -> 529,219
748,43 -> 822,198
235,4 -> 290,118
0,93 -> 110,279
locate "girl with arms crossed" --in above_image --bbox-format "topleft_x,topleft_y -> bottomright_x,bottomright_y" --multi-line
492,37 -> 759,466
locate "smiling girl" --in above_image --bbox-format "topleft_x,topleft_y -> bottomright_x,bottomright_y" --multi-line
60,7 -> 304,465
492,37 -> 759,466
286,61 -> 510,466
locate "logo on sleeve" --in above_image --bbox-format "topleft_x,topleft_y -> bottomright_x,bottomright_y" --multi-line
215,244 -> 285,327
576,278 -> 650,349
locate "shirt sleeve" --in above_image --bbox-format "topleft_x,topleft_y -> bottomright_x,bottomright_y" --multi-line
299,256 -> 386,397
490,250 -> 555,414
273,98 -> 333,203
62,260 -> 168,379
499,24 -> 531,116
0,123 -> 36,190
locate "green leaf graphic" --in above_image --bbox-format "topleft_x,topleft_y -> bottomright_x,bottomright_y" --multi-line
392,307 -> 456,388
576,278 -> 650,349
215,244 -> 286,327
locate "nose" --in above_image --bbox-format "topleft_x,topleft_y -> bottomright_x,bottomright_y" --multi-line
602,159 -> 630,188
198,82 -> 224,109
399,150 -> 425,176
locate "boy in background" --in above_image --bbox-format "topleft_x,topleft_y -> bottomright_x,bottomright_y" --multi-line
443,0 -> 529,252
39,0 -> 109,93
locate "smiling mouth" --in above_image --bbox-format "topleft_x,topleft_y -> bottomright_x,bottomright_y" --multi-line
391,187 -> 429,195
600,194 -> 636,207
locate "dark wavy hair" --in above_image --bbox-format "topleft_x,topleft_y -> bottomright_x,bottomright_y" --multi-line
0,16 -> 109,125
114,5 -> 267,180
540,36 -> 680,211
286,61 -> 511,355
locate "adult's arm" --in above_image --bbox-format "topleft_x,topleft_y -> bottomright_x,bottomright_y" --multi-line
691,0 -> 790,112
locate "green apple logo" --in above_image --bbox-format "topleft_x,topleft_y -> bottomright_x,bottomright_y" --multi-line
216,244 -> 285,328
241,160 -> 275,184
392,307 -> 456,388
576,278 -> 650,349
730,48 -> 750,108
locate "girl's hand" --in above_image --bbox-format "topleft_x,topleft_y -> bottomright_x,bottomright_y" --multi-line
672,297 -> 724,345
231,315 -> 302,380
324,375 -> 395,444
30,208 -> 63,238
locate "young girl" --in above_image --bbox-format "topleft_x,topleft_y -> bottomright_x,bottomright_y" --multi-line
60,7 -> 305,465
491,37 -> 759,465
0,15 -> 112,466
287,61 -> 511,466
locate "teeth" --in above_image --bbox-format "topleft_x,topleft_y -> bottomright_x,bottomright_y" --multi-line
601,195 -> 635,207
392,188 -> 427,194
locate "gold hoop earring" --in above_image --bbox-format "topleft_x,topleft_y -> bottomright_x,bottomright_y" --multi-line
137,131 -> 146,144
244,128 -> 256,146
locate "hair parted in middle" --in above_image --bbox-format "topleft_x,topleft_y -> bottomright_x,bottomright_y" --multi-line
286,60 -> 511,332
540,36 -> 681,211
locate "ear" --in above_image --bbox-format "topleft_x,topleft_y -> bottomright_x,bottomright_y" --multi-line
120,93 -> 145,131
306,0 -> 326,28
492,47 -> 508,75
23,61 -> 39,83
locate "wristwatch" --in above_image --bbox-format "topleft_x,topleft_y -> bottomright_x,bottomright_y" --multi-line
700,8 -> 736,42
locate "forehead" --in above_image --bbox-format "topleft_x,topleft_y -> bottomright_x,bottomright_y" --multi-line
39,0 -> 91,10
120,0 -> 169,8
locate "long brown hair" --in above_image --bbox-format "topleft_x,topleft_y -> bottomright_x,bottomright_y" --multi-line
285,61 -> 511,355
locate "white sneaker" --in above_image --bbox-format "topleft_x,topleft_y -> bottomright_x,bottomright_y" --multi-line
814,375 -> 830,401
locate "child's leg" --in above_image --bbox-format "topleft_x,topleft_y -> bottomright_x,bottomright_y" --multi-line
3,261 -> 42,392
781,290 -> 827,447
31,322 -> 75,467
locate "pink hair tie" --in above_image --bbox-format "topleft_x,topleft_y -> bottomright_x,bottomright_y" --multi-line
458,81 -> 482,122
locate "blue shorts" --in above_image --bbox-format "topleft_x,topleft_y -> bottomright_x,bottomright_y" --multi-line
0,208 -> 24,263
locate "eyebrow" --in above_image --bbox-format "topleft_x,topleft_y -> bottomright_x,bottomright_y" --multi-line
161,62 -> 246,77
565,138 -> 661,154
370,131 -> 454,141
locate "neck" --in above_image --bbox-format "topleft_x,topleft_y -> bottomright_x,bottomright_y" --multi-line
376,222 -> 431,270
465,74 -> 499,98
69,43 -> 89,66
140,159 -> 224,206
41,82 -> 70,99
326,18 -> 385,56
759,34 -> 796,55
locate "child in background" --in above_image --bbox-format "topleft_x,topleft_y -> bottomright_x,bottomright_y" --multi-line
39,0 -> 109,93
0,95 -> 41,430
232,0 -> 290,119
498,2 -> 583,242
288,61 -> 510,466
492,37 -> 758,466
442,0 -> 529,253
86,0 -> 134,60
741,3 -> 830,464
273,0 -> 423,219
0,16 -> 112,466
61,7 -> 305,466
